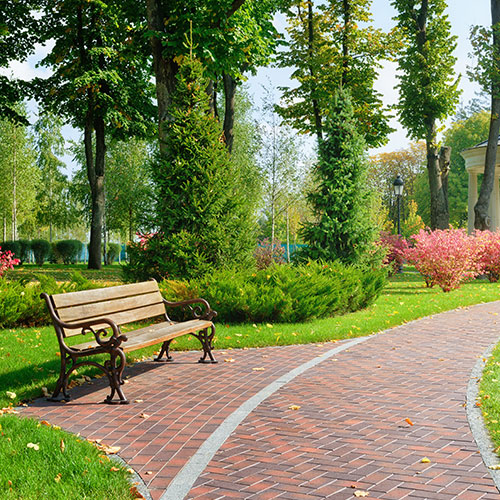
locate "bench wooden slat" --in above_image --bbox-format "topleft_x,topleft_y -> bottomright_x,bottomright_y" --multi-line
52,280 -> 159,308
71,319 -> 212,352
63,302 -> 167,336
57,290 -> 164,324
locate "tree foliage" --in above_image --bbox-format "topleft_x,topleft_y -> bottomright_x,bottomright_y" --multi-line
33,0 -> 156,268
392,0 -> 461,230
278,0 -> 397,146
34,113 -> 76,242
149,55 -> 256,278
299,89 -> 376,264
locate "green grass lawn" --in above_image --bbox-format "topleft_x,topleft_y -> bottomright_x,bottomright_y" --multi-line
478,345 -> 500,457
0,414 -> 136,499
5,263 -> 124,282
2,269 -> 500,497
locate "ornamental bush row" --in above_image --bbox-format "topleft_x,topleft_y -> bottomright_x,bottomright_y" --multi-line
160,260 -> 387,324
385,229 -> 500,292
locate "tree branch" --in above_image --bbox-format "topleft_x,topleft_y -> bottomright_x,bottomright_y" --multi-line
226,0 -> 246,19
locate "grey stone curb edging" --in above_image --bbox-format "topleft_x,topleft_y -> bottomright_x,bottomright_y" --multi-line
466,339 -> 500,492
159,335 -> 372,500
111,454 -> 153,500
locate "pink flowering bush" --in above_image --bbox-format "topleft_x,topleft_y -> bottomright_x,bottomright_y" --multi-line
474,230 -> 500,282
404,229 -> 481,292
0,247 -> 20,277
377,232 -> 409,276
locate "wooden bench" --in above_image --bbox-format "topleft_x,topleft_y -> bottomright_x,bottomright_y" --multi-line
41,279 -> 217,404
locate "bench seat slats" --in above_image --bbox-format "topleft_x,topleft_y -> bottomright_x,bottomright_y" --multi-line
71,319 -> 212,353
52,280 -> 159,308
63,303 -> 167,336
57,290 -> 164,324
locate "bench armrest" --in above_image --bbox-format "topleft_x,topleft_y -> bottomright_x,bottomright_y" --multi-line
41,292 -> 128,348
162,297 -> 217,321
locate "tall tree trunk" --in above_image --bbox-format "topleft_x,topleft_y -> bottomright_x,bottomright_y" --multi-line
341,0 -> 351,86
223,73 -> 237,153
306,1 -> 322,141
425,121 -> 449,229
86,113 -> 106,270
129,206 -> 133,243
475,0 -> 500,230
146,0 -> 179,154
11,127 -> 17,241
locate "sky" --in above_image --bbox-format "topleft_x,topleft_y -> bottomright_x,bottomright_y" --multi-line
2,1 -> 493,174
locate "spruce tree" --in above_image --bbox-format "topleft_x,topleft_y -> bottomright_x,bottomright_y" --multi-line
149,55 -> 255,278
299,88 -> 375,265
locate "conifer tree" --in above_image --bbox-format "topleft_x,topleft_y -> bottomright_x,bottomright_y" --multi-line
299,89 -> 375,264
149,53 -> 255,278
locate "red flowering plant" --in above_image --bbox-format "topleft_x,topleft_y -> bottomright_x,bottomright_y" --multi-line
0,247 -> 20,277
377,232 -> 409,276
474,230 -> 500,282
404,229 -> 482,292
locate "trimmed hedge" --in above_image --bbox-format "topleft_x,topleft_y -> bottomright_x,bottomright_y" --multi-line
55,239 -> 83,264
1,241 -> 21,260
31,239 -> 51,266
160,260 -> 387,323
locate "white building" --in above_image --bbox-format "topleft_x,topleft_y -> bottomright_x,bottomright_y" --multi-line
461,139 -> 500,232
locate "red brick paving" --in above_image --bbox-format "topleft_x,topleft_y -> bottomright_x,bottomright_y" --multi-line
20,301 -> 500,499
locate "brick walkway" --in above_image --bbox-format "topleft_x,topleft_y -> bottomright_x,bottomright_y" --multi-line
20,301 -> 500,499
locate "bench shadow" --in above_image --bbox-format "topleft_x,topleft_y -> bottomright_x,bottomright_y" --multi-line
9,355 -> 206,409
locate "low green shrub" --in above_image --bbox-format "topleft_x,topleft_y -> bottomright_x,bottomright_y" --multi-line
160,260 -> 387,323
18,239 -> 31,264
106,242 -> 121,265
1,241 -> 21,260
0,273 -> 98,328
30,239 -> 51,266
55,239 -> 83,264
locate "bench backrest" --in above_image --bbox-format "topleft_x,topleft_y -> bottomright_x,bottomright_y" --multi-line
50,280 -> 165,337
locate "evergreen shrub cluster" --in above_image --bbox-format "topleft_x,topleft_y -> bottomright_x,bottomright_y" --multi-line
54,239 -> 83,264
0,273 -> 98,327
160,261 -> 386,323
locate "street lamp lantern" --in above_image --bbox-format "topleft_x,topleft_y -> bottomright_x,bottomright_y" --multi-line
393,175 -> 404,236
393,175 -> 404,197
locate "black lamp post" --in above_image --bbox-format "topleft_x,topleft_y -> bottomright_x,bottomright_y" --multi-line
393,175 -> 404,236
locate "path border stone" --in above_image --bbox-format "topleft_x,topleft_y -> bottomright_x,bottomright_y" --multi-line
160,336 -> 371,499
467,340 -> 500,490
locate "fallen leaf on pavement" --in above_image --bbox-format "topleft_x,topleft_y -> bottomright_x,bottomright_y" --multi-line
354,491 -> 369,497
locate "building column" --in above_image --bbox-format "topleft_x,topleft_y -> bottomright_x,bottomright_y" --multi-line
468,172 -> 478,234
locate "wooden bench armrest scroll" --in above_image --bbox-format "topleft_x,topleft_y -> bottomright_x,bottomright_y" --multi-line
162,297 -> 217,322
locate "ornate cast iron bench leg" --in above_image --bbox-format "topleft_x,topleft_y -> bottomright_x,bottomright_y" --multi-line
104,349 -> 128,404
197,326 -> 217,364
47,353 -> 72,402
154,340 -> 174,362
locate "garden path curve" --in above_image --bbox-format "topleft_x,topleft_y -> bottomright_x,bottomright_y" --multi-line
20,300 -> 500,500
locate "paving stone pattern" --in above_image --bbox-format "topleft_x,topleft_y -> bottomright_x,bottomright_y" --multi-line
20,301 -> 500,499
